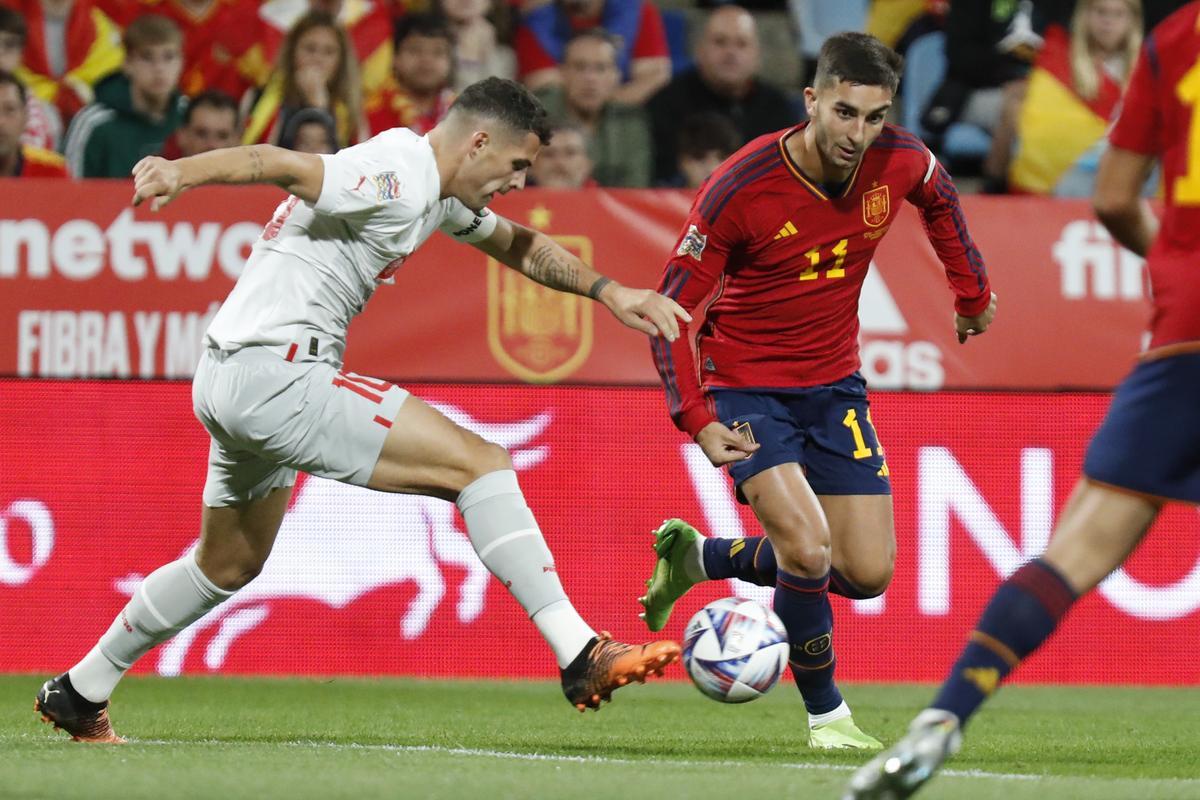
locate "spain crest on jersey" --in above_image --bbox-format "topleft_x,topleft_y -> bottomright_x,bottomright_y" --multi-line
862,185 -> 890,227
487,236 -> 594,383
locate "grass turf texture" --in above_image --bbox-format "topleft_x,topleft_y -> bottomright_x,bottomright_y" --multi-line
3,676 -> 1198,799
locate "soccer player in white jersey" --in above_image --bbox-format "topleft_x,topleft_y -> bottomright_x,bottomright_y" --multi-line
35,78 -> 688,743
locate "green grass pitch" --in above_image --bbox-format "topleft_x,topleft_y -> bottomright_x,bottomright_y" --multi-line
2,675 -> 1198,799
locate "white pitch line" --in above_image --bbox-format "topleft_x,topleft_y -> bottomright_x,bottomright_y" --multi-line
119,739 -> 1200,785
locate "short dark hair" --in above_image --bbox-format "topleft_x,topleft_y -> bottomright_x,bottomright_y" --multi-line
393,13 -> 455,49
564,28 -> 619,57
184,89 -> 238,126
0,70 -> 27,106
812,32 -> 902,94
677,112 -> 741,160
123,13 -> 183,54
450,77 -> 552,145
0,6 -> 27,42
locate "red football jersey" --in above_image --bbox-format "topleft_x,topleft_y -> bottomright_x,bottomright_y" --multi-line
1108,2 -> 1200,356
654,123 -> 992,438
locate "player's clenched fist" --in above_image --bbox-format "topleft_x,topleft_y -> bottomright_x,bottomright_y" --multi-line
131,156 -> 185,212
601,284 -> 691,342
955,292 -> 998,344
695,421 -> 760,466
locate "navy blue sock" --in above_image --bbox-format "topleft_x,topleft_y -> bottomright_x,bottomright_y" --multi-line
703,538 -> 881,599
702,537 -> 776,586
774,568 -> 842,715
931,558 -> 1078,726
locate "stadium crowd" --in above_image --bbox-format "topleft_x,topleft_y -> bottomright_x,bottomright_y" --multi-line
0,0 -> 1181,194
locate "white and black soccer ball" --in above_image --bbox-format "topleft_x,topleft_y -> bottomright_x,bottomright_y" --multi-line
682,597 -> 789,703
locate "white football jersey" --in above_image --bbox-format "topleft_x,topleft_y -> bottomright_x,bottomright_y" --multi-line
204,127 -> 497,357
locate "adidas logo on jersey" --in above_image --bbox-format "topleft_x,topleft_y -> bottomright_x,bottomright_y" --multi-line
773,221 -> 799,240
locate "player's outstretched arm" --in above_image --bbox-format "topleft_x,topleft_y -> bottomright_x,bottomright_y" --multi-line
474,215 -> 691,341
130,146 -> 324,211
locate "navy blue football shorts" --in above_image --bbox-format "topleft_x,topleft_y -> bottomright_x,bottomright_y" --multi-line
1083,351 -> 1200,504
709,372 -> 891,504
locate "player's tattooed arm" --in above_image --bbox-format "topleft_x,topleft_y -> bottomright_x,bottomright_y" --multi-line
131,146 -> 324,211
472,215 -> 691,341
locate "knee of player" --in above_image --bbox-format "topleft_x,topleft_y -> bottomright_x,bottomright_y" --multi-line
839,559 -> 894,597
465,441 -> 514,482
198,553 -> 267,592
772,538 -> 831,578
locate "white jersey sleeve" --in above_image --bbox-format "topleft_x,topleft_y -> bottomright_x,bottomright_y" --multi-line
438,199 -> 498,243
313,139 -> 410,218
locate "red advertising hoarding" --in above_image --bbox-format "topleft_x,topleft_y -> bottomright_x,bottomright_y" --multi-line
1,180 -> 1152,389
1,380 -> 1196,684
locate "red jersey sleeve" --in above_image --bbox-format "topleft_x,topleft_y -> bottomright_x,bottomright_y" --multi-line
907,158 -> 992,317
1109,41 -> 1161,155
631,2 -> 669,60
652,191 -> 743,438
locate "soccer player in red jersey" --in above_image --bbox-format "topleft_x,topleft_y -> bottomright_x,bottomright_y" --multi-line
847,3 -> 1200,795
640,32 -> 997,750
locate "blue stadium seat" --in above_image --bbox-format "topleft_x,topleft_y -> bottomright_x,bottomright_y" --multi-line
902,31 -> 992,161
661,9 -> 693,77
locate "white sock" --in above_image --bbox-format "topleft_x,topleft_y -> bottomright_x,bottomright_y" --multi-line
682,532 -> 708,582
457,470 -> 596,668
808,699 -> 852,729
68,552 -> 233,703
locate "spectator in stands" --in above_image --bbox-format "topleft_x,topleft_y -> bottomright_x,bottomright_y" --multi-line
9,0 -> 124,124
0,6 -> 63,150
365,13 -> 455,136
790,0 -> 867,83
279,105 -> 337,152
528,119 -> 594,189
535,29 -> 651,187
673,110 -> 741,190
0,69 -> 68,175
94,0 -> 263,100
254,0 -> 393,96
439,0 -> 515,91
515,0 -> 671,105
923,0 -> 1043,189
647,5 -> 794,185
63,14 -> 185,178
159,88 -> 238,159
242,10 -> 366,150
1009,0 -> 1142,196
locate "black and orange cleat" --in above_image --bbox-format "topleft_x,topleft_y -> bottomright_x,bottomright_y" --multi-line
34,673 -> 125,744
560,632 -> 681,712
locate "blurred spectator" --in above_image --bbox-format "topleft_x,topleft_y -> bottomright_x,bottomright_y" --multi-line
790,0 -> 867,82
1009,0 -> 1142,196
9,0 -> 123,123
528,119 -> 594,188
866,0 -> 945,50
365,13 -> 454,136
94,1 -> 263,100
515,0 -> 671,105
0,5 -> 62,149
0,69 -> 68,175
279,105 -> 337,152
923,0 -> 1043,188
63,14 -> 185,177
160,88 -> 238,158
242,10 -> 366,149
255,0 -> 394,96
439,0 -> 515,91
674,110 -> 740,190
535,29 -> 650,187
647,5 -> 794,185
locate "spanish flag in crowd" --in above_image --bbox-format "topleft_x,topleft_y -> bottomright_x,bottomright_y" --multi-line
1009,24 -> 1124,195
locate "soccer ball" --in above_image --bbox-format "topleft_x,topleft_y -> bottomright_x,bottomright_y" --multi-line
682,597 -> 789,703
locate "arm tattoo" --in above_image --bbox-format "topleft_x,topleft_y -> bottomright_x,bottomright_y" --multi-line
587,276 -> 612,301
248,148 -> 264,183
525,244 -> 581,293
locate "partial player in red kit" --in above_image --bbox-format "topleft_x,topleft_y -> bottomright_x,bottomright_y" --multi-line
639,32 -> 997,750
848,3 -> 1200,797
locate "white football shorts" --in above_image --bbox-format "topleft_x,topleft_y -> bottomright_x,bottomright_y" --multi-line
192,346 -> 410,507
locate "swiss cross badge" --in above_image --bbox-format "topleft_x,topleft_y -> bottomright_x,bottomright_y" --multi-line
862,185 -> 890,227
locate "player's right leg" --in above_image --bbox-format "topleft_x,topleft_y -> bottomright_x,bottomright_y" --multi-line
366,394 -> 680,710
